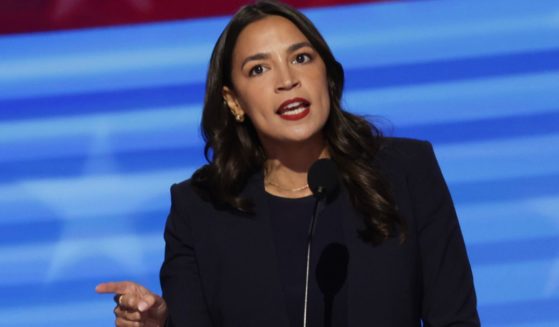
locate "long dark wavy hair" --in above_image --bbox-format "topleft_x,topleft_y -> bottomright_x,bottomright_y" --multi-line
192,0 -> 405,244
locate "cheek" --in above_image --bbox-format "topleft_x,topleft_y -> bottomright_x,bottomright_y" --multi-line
311,65 -> 330,107
230,70 -> 266,115
232,80 -> 263,113
237,88 -> 269,121
239,75 -> 283,120
318,75 -> 331,114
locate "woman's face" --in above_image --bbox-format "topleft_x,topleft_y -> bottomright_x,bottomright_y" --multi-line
223,15 -> 330,148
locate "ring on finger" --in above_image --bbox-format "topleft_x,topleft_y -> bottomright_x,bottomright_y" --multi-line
114,294 -> 124,306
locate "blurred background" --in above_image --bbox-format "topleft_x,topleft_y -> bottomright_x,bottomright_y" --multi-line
1,0 -> 558,326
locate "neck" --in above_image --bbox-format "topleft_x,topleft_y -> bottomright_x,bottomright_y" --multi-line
261,135 -> 329,198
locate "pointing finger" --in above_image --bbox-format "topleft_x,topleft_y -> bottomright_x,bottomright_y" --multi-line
96,281 -> 134,295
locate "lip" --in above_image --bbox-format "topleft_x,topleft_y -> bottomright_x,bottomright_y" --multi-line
276,97 -> 311,121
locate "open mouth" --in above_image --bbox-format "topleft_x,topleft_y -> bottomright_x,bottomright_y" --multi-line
276,98 -> 311,120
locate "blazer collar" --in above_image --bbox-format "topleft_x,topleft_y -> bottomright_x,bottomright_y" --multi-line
333,186 -> 383,327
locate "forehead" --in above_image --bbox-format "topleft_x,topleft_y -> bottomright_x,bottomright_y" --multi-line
233,15 -> 309,57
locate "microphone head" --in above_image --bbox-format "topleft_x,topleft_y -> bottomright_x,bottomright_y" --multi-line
307,158 -> 339,199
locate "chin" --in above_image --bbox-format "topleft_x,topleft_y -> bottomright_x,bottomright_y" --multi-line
283,131 -> 324,145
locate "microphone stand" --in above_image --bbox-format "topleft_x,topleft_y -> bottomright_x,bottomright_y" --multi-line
303,186 -> 326,327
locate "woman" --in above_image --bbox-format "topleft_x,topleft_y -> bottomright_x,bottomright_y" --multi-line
96,1 -> 480,326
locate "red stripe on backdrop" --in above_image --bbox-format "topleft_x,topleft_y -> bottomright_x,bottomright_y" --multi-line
0,0 -> 389,35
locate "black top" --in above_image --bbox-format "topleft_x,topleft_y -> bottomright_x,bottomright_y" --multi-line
266,193 -> 348,327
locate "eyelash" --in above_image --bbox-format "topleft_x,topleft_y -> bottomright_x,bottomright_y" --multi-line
249,65 -> 266,77
292,53 -> 312,64
248,52 -> 313,77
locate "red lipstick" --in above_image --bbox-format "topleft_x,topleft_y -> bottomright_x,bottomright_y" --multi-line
276,97 -> 311,121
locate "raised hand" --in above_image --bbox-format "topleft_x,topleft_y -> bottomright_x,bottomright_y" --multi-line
96,281 -> 168,327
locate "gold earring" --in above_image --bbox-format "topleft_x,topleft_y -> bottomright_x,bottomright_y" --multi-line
224,99 -> 245,122
234,112 -> 245,122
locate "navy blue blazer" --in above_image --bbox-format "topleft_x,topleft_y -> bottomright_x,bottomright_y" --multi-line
160,138 -> 480,326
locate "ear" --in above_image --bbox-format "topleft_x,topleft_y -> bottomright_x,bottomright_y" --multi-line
222,86 -> 245,117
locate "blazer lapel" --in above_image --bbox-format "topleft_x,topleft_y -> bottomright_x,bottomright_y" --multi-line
336,184 -> 418,327
334,186 -> 380,327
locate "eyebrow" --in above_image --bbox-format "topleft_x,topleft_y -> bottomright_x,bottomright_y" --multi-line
240,41 -> 313,70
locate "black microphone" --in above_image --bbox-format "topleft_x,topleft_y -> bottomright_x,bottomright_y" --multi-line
303,159 -> 339,327
307,158 -> 339,200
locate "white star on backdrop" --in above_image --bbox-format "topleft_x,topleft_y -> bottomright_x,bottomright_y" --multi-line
22,122 -> 165,282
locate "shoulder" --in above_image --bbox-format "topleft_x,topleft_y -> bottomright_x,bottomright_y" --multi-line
168,165 -> 243,213
167,179 -> 198,213
170,164 -> 214,200
378,137 -> 432,157
164,174 -> 221,232
375,137 -> 439,178
172,178 -> 196,197
167,166 -> 214,213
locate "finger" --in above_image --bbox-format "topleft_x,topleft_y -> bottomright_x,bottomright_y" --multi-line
114,294 -> 125,306
116,317 -> 142,327
137,293 -> 157,312
96,281 -> 135,295
120,292 -> 158,312
118,293 -> 154,312
114,306 -> 142,322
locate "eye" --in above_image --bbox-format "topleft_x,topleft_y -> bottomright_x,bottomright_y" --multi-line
249,64 -> 266,76
293,53 -> 311,64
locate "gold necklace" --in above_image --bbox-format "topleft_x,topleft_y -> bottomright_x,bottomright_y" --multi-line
265,180 -> 310,193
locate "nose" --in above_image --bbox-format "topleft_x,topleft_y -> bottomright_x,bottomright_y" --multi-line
275,65 -> 300,92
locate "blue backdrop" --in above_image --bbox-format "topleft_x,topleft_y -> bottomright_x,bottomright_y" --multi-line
1,0 -> 558,326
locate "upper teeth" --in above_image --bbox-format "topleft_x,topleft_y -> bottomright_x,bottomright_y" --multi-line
286,102 -> 303,110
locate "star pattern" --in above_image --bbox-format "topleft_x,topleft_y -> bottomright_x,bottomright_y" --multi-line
22,123 -> 165,283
